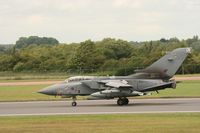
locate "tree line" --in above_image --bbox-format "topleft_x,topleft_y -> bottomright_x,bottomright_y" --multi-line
0,36 -> 200,75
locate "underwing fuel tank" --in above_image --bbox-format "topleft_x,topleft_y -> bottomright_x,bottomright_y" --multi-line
90,90 -> 145,98
87,96 -> 114,100
91,89 -> 120,97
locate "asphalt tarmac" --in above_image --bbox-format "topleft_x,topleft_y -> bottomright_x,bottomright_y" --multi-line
0,98 -> 200,116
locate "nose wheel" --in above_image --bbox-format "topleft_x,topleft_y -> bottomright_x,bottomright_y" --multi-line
117,97 -> 129,106
71,96 -> 77,106
72,101 -> 77,106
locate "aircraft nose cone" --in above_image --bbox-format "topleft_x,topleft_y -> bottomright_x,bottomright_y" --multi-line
38,85 -> 58,95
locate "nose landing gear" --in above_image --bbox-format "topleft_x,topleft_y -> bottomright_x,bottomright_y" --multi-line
71,96 -> 77,106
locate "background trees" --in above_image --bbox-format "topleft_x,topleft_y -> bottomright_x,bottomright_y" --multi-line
0,36 -> 200,75
15,36 -> 59,49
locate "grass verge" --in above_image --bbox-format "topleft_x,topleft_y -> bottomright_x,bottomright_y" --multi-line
0,85 -> 58,102
149,80 -> 200,98
0,113 -> 199,133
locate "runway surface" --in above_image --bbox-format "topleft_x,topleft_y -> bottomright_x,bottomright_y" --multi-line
0,98 -> 200,116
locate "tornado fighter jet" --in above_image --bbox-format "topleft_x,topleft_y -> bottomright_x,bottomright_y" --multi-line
38,48 -> 191,106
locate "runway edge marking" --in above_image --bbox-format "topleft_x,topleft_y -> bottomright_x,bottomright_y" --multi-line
1,98 -> 200,104
1,111 -> 200,117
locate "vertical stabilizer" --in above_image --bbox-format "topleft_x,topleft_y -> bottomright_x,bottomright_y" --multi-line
145,47 -> 191,79
133,48 -> 191,79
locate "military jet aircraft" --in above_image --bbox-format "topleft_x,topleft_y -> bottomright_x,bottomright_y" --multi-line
38,47 -> 191,106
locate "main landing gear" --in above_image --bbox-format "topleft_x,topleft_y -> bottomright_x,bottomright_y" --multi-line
117,97 -> 129,106
71,96 -> 77,106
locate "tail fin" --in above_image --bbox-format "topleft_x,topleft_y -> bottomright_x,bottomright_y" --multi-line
133,47 -> 191,79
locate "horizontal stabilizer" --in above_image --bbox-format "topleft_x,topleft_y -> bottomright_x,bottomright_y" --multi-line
140,81 -> 176,92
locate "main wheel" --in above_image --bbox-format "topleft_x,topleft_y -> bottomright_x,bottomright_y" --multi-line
72,102 -> 77,106
121,97 -> 129,105
117,98 -> 124,106
124,98 -> 129,105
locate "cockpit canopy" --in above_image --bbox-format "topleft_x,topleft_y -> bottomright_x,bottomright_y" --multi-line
65,76 -> 97,83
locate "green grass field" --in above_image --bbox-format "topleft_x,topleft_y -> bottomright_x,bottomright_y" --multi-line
0,113 -> 199,133
175,74 -> 200,77
149,81 -> 200,98
0,85 -> 58,102
0,80 -> 199,102
0,73 -> 67,80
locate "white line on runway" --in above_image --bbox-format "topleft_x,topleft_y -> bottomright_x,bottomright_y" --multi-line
1,111 -> 200,117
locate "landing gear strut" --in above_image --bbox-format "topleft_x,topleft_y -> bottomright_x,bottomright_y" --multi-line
71,96 -> 77,106
117,97 -> 129,106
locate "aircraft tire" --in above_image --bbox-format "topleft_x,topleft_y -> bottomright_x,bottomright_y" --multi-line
117,98 -> 124,106
121,97 -> 129,105
124,98 -> 129,105
72,102 -> 77,106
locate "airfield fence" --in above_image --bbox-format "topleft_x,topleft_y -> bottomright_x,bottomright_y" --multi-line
66,65 -> 200,76
62,64 -> 200,76
0,65 -> 200,78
